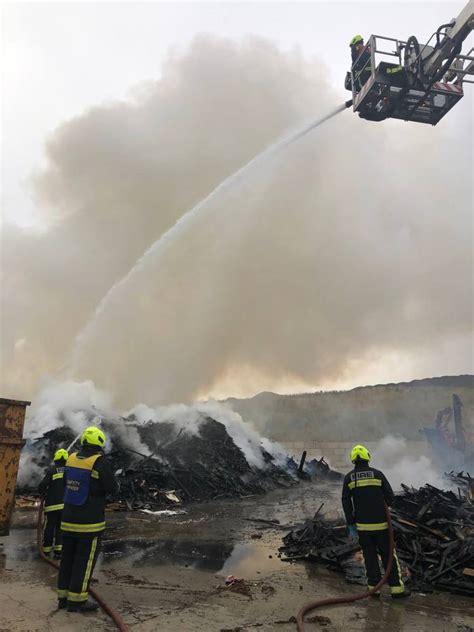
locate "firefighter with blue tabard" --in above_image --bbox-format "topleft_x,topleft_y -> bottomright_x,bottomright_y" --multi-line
57,425 -> 118,612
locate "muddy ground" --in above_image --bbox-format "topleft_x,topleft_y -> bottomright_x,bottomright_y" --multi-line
0,481 -> 472,631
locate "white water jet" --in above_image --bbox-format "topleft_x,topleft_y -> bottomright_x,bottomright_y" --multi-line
68,105 -> 348,385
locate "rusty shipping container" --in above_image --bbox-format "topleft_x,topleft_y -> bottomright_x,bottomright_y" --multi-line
0,398 -> 30,536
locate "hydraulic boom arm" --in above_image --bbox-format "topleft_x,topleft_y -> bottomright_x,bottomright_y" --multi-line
423,0 -> 474,80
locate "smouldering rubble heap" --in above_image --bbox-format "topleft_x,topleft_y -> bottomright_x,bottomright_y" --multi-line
19,412 -> 342,508
279,483 -> 474,596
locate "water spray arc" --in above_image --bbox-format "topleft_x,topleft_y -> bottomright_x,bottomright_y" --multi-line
68,102 -> 352,387
285,100 -> 353,145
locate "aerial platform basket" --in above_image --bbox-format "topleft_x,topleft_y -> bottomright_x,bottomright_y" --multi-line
347,30 -> 474,125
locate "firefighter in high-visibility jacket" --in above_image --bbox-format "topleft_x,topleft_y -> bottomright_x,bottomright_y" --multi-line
350,35 -> 372,92
342,444 -> 409,598
57,425 -> 118,612
38,448 -> 68,558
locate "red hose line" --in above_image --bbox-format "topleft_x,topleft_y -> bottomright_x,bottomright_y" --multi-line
295,504 -> 395,632
37,500 -> 129,632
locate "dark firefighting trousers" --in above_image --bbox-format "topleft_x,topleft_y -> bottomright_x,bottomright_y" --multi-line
358,529 -> 405,594
43,510 -> 62,555
57,534 -> 101,604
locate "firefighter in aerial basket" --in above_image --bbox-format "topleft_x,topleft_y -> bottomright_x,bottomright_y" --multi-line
342,444 -> 410,598
57,425 -> 118,612
39,448 -> 68,559
347,35 -> 372,92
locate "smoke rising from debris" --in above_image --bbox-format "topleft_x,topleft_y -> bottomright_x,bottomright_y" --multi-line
371,435 -> 445,490
18,378 -> 286,485
1,36 -> 472,408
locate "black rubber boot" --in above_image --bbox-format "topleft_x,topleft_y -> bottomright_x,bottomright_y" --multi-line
67,600 -> 99,613
57,598 -> 67,610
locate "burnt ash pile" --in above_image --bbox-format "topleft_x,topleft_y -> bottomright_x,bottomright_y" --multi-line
108,417 -> 299,507
391,484 -> 474,594
19,414 -> 341,509
279,484 -> 474,596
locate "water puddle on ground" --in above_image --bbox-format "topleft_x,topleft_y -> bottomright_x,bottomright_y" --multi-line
102,538 -> 283,577
1,527 -> 286,579
219,542 -> 283,577
0,529 -> 37,568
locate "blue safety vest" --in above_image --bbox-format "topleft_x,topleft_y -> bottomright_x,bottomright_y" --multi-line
64,453 -> 101,506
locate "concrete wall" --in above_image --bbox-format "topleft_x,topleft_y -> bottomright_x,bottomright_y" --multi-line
278,440 -> 432,473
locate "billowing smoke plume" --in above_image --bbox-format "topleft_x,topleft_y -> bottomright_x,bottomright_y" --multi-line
371,435 -> 444,490
1,35 -> 472,408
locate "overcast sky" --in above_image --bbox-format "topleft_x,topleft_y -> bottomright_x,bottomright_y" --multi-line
1,1 -> 472,404
2,1 -> 469,227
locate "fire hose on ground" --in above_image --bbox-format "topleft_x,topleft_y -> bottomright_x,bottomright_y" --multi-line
36,499 -> 129,632
295,504 -> 394,632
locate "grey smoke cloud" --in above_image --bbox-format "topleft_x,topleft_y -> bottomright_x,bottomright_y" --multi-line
1,35 -> 472,406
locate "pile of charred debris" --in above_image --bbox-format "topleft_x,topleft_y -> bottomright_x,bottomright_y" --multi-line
280,483 -> 474,596
19,414 -> 341,509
